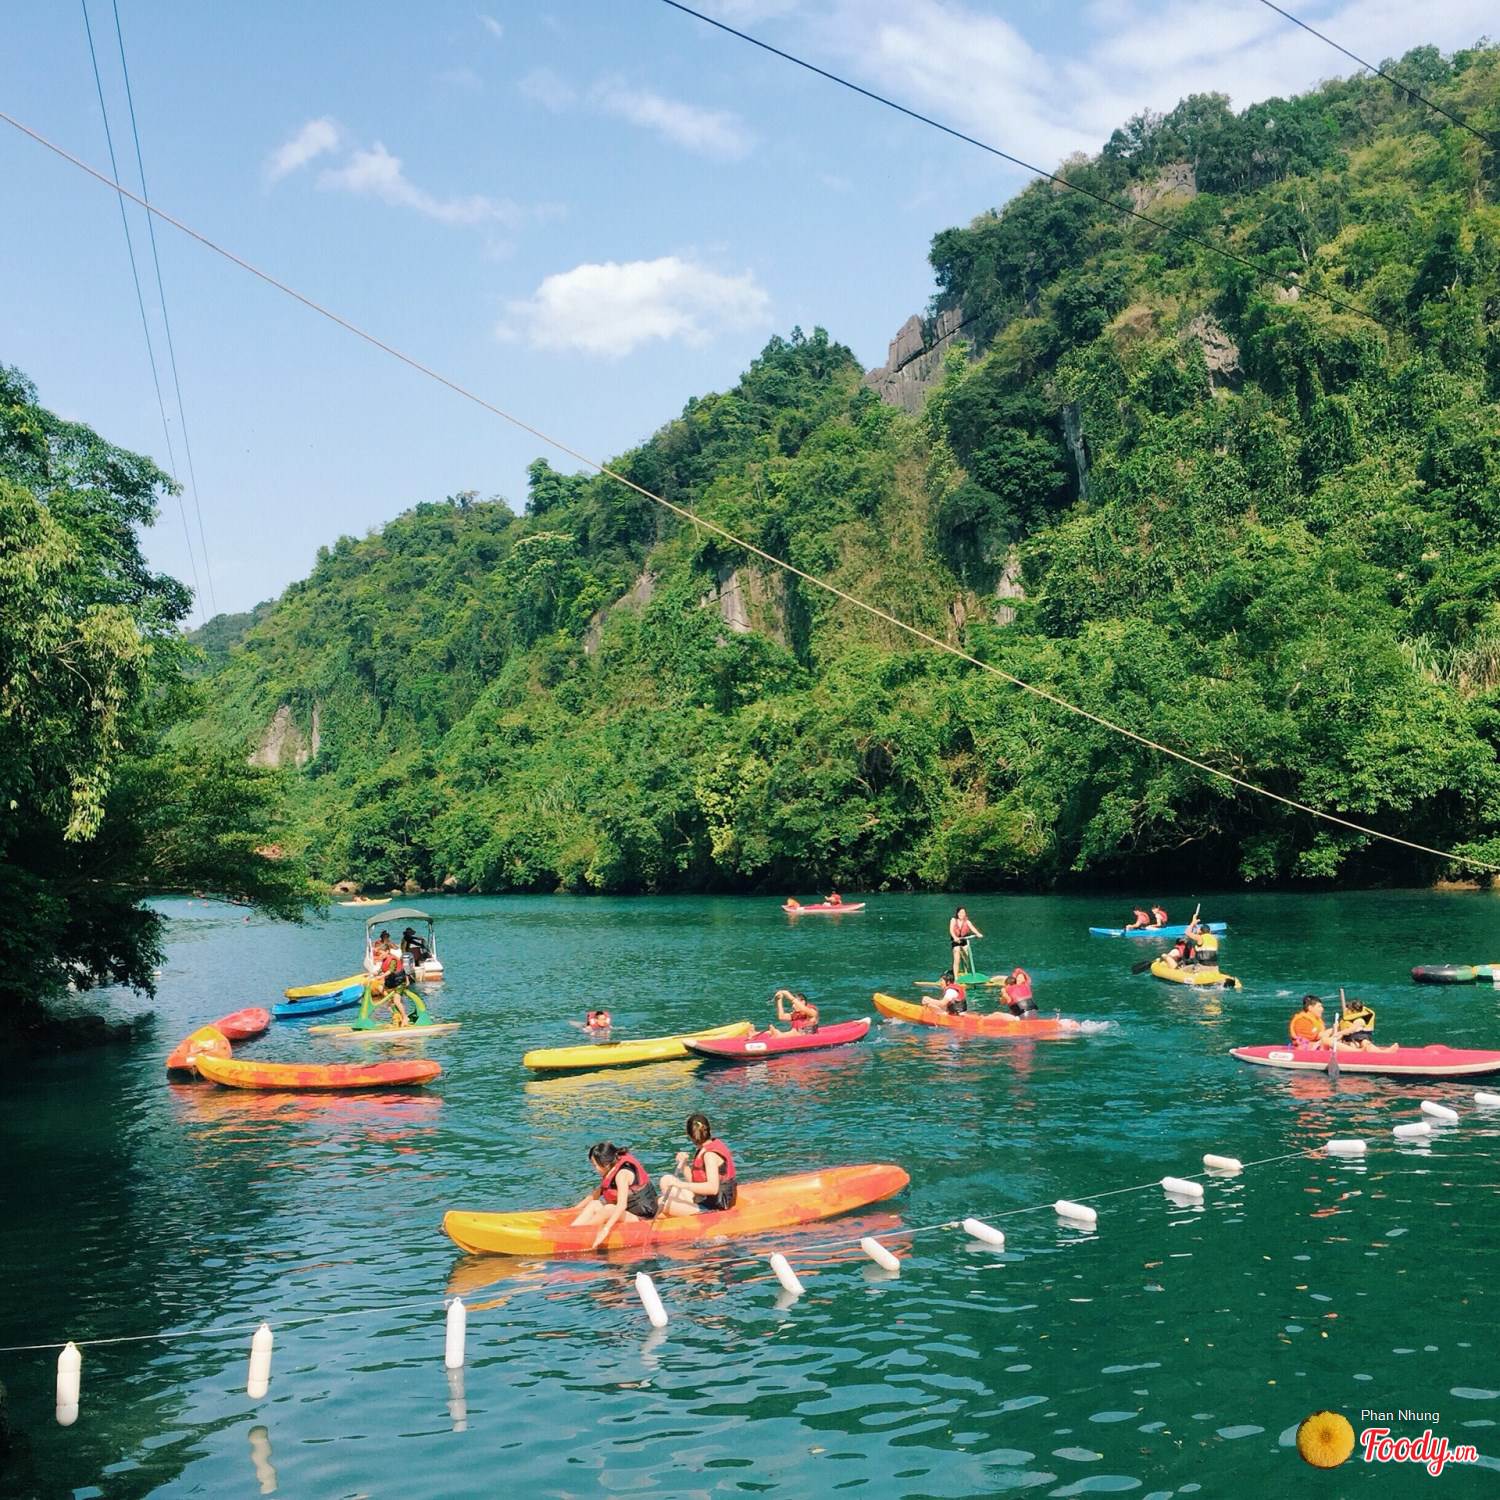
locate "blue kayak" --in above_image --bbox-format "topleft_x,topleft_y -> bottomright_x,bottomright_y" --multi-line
272,983 -> 365,1019
1089,922 -> 1228,939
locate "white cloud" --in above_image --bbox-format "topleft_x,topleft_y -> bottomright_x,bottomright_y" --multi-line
479,13 -> 503,41
319,143 -> 522,226
594,81 -> 754,159
519,66 -> 578,111
499,256 -> 772,356
265,117 -> 341,184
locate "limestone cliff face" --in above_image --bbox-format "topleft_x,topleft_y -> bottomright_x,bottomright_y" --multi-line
701,567 -> 788,645
249,703 -> 317,769
864,304 -> 978,413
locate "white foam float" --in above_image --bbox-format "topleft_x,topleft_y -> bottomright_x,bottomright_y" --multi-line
1475,1091 -> 1500,1108
1392,1121 -> 1430,1141
1325,1139 -> 1367,1157
246,1322 -> 274,1400
634,1271 -> 669,1330
55,1341 -> 80,1427
1420,1100 -> 1460,1124
444,1297 -> 467,1370
769,1253 -> 805,1298
860,1236 -> 900,1273
962,1217 -> 1007,1248
1055,1199 -> 1099,1228
1161,1177 -> 1204,1200
1202,1154 -> 1243,1173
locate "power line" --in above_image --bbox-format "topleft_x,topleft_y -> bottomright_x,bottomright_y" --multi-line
110,0 -> 217,613
2,106 -> 1495,874
79,0 -> 205,617
655,0 -> 1403,338
1250,0 -> 1496,146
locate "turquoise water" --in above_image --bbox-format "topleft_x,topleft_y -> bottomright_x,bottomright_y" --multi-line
3,891 -> 1499,1497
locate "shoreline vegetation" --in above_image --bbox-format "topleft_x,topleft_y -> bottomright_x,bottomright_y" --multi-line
5,44 -> 1500,1046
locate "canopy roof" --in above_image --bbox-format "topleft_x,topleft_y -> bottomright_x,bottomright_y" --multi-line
365,907 -> 433,931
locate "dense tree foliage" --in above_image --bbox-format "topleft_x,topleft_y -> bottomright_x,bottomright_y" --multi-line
0,367 -> 314,1023
190,47 -> 1500,892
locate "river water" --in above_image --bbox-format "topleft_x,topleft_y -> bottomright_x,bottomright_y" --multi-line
2,891 -> 1498,1497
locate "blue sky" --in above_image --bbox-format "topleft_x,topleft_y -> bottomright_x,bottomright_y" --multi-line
2,0 -> 1492,618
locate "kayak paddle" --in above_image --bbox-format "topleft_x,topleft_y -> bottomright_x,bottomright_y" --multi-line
1131,953 -> 1167,975
1328,989 -> 1343,1081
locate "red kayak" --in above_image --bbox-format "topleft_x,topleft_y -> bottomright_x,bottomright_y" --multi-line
783,901 -> 865,915
1232,1043 -> 1500,1079
684,1018 -> 871,1062
213,1007 -> 272,1041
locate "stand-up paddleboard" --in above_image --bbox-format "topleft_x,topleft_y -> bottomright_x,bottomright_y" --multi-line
1232,1043 -> 1500,1079
443,1163 -> 909,1256
523,1021 -> 751,1073
195,1054 -> 441,1091
1090,922 -> 1227,939
684,1018 -> 870,1062
874,992 -> 1077,1038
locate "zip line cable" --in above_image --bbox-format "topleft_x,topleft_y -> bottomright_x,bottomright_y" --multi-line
110,0 -> 217,612
1250,0 -> 1497,146
655,0 -> 1404,338
4,107 -> 1497,874
78,0 -> 205,617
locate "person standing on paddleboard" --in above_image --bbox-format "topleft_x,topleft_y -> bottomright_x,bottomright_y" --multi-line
950,907 -> 982,976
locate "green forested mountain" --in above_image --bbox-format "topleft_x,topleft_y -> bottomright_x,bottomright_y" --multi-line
188,45 -> 1500,893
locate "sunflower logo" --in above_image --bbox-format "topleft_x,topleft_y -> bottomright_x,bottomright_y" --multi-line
1296,1410 -> 1356,1468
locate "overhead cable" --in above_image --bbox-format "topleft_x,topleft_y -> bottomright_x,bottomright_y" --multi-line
3,106 -> 1495,873
655,0 -> 1403,337
79,0 -> 204,616
110,0 -> 217,611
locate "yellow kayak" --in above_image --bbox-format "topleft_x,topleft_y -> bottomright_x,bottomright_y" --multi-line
522,1021 -> 752,1073
283,973 -> 369,1000
1150,957 -> 1242,989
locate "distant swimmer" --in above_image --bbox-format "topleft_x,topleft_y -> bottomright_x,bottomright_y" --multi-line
571,1143 -> 659,1249
584,1009 -> 612,1033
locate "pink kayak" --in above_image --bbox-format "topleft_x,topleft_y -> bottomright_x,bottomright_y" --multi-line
684,1018 -> 871,1062
214,1007 -> 272,1041
1232,1043 -> 1500,1078
783,901 -> 865,915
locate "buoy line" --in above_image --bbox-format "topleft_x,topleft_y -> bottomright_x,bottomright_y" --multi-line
2,106 -> 1496,874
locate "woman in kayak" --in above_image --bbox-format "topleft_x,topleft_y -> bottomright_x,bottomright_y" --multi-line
950,908 -> 982,975
1150,905 -> 1168,926
770,989 -> 819,1033
1336,995 -> 1398,1052
1289,995 -> 1332,1047
1161,934 -> 1200,970
657,1113 -> 738,1217
923,972 -> 967,1016
1124,907 -> 1153,931
825,892 -> 843,906
1001,967 -> 1036,1017
571,1142 -> 659,1249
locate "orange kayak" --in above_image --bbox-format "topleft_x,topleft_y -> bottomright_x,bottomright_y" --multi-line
214,1007 -> 271,1040
874,992 -> 1077,1038
443,1162 -> 910,1256
194,1054 -> 441,1091
166,1025 -> 231,1074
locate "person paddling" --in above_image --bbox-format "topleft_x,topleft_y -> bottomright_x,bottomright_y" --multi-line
571,1142 -> 659,1249
657,1113 -> 738,1217
771,989 -> 819,1034
1124,907 -> 1153,931
1150,904 -> 1168,927
1001,966 -> 1036,1017
923,971 -> 967,1016
949,907 -> 982,975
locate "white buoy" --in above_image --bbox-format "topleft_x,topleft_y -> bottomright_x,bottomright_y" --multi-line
1420,1100 -> 1460,1124
1476,1091 -> 1500,1108
1161,1177 -> 1204,1200
246,1322 -> 274,1399
248,1425 -> 277,1495
55,1341 -> 81,1427
444,1297 -> 467,1370
1393,1121 -> 1430,1141
1202,1154 -> 1243,1173
1055,1199 -> 1099,1228
769,1253 -> 805,1298
860,1236 -> 901,1272
961,1217 -> 1007,1248
634,1272 -> 668,1330
1325,1139 -> 1367,1156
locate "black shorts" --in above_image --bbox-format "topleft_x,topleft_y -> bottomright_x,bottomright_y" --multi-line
1341,1030 -> 1374,1045
702,1181 -> 738,1213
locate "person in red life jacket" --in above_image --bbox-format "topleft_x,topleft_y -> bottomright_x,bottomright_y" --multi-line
657,1113 -> 738,1216
1001,967 -> 1036,1017
570,1142 -> 660,1249
949,907 -> 982,975
923,971 -> 967,1016
584,1009 -> 612,1033
825,891 -> 842,906
1149,905 -> 1168,927
1124,907 -> 1153,931
770,988 -> 819,1034
1162,934 -> 1199,970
